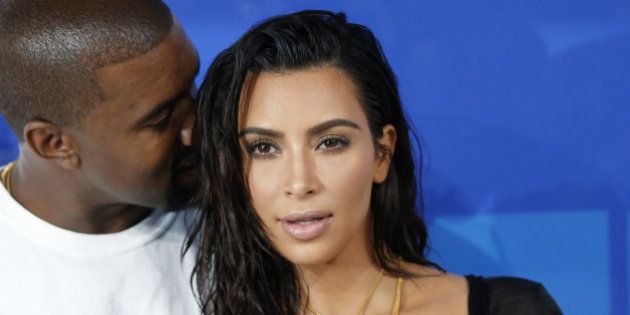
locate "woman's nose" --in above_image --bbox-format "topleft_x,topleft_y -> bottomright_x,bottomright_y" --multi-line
284,151 -> 321,198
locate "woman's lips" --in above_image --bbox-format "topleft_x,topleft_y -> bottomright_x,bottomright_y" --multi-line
279,211 -> 332,241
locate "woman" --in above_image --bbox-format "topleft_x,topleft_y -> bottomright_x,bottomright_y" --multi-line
190,10 -> 562,314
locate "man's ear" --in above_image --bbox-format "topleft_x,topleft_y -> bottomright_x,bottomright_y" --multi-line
23,121 -> 81,170
373,124 -> 396,184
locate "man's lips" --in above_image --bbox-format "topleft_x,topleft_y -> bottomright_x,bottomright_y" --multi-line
278,211 -> 332,241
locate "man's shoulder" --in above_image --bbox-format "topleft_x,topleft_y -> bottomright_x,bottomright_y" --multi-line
157,208 -> 199,247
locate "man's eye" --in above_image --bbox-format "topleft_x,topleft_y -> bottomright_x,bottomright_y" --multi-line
147,108 -> 174,130
150,117 -> 171,129
315,135 -> 349,151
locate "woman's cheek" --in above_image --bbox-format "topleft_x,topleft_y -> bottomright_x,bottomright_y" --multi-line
319,149 -> 374,208
248,161 -> 283,218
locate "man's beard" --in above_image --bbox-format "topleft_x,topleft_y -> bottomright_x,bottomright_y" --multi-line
165,147 -> 198,211
165,175 -> 196,211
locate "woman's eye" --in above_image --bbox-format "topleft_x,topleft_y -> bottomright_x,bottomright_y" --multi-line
316,136 -> 349,151
255,143 -> 273,154
248,141 -> 280,158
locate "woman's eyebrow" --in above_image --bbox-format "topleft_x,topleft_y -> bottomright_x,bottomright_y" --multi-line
307,118 -> 360,135
238,127 -> 283,138
239,119 -> 360,138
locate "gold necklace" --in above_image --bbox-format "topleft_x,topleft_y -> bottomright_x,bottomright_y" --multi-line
0,161 -> 15,195
391,277 -> 403,315
305,269 -> 404,315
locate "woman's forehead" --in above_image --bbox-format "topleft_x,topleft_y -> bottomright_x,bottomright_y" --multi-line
240,67 -> 367,129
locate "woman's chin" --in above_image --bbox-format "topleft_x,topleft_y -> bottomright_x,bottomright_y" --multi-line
278,246 -> 335,267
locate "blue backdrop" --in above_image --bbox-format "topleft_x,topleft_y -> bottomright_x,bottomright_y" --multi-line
1,1 -> 628,314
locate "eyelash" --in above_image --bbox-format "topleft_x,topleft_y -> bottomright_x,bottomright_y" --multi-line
147,107 -> 174,130
315,135 -> 350,154
246,135 -> 350,160
247,138 -> 280,159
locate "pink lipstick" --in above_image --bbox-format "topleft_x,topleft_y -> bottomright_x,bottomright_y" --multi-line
279,211 -> 332,241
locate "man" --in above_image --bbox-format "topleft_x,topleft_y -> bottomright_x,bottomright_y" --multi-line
0,1 -> 200,313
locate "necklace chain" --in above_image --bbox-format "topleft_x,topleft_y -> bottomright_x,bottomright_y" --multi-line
305,268 -> 403,315
0,161 -> 15,195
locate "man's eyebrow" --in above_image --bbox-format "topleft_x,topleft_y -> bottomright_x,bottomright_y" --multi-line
132,57 -> 199,130
238,127 -> 283,138
307,118 -> 361,135
132,92 -> 185,130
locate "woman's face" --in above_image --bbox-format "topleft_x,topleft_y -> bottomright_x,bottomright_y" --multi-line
239,67 -> 394,266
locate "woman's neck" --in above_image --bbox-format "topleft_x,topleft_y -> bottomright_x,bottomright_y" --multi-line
299,249 -> 400,314
301,263 -> 382,314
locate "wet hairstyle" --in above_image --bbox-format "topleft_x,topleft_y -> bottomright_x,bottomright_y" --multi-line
0,0 -> 173,140
191,10 -> 439,314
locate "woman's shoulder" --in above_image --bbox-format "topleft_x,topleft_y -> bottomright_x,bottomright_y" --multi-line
399,265 -> 563,315
401,265 -> 469,314
466,275 -> 563,315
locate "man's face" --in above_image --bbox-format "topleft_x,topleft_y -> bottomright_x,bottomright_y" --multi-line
71,23 -> 199,210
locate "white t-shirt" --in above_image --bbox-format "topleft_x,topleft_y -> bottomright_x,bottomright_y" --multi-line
0,183 -> 200,315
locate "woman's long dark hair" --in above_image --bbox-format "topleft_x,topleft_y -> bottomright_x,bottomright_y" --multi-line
188,10 -> 439,314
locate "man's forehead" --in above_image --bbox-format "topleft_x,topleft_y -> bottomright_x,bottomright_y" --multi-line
92,24 -> 198,116
96,27 -> 189,90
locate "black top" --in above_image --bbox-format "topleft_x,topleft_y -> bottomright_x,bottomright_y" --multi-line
466,275 -> 563,315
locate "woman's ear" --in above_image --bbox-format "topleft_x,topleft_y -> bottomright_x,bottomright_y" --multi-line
373,124 -> 396,184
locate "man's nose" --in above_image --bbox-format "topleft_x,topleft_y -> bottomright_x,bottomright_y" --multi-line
180,109 -> 194,147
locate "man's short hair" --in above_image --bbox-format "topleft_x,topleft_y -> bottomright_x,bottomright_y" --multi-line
0,0 -> 173,140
